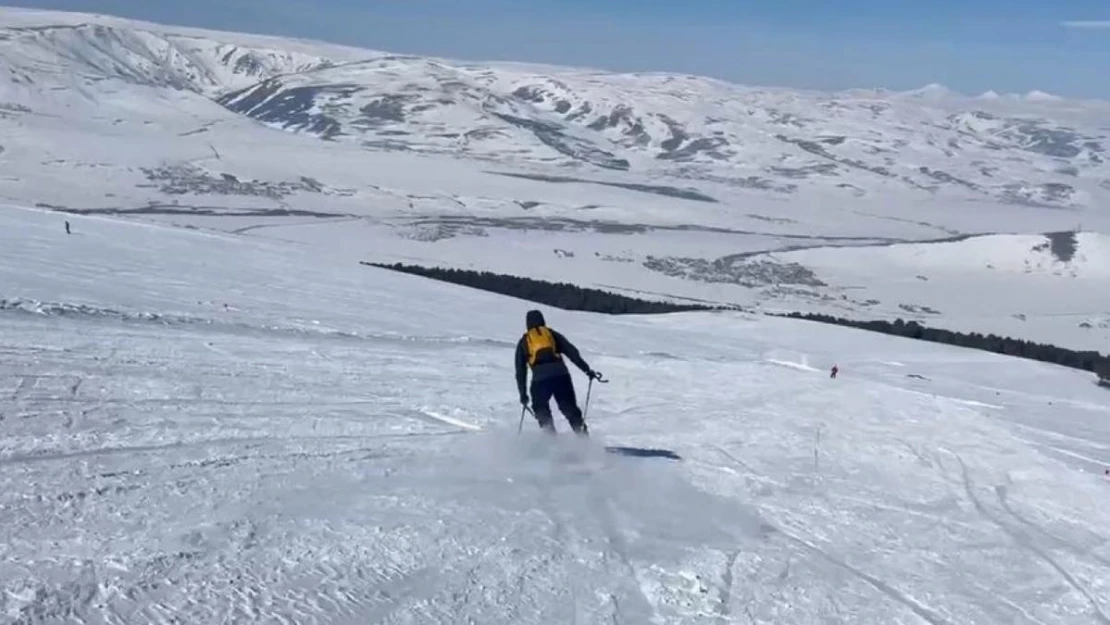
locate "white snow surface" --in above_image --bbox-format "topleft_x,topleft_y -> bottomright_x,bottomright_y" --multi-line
3,203 -> 1110,624
1,16 -> 1109,620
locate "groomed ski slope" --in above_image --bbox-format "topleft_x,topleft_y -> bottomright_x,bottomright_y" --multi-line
2,205 -> 1110,624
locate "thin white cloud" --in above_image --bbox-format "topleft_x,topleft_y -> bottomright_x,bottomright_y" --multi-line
1061,20 -> 1110,29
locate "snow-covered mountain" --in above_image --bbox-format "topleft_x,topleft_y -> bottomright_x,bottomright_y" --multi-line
1,6 -> 1109,353
2,7 -> 1107,206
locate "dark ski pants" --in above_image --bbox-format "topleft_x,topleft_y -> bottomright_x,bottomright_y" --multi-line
531,374 -> 587,434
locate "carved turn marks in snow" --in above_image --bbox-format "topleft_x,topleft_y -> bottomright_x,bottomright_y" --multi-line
418,408 -> 483,431
10,375 -> 83,401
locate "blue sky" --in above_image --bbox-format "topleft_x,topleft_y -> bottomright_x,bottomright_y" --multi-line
8,0 -> 1110,98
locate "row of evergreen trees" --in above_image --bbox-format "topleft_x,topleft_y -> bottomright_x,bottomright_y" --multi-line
779,312 -> 1110,379
363,262 -> 723,315
365,261 -> 1110,382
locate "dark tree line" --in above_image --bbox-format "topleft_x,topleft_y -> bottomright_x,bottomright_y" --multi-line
363,261 -> 1110,383
780,311 -> 1110,380
363,262 -> 725,315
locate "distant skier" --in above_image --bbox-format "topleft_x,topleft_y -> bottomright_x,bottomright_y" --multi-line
515,309 -> 601,435
65,220 -> 70,235
830,364 -> 839,379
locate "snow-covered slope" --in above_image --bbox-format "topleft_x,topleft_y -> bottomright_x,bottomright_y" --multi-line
4,199 -> 1110,623
1,6 -> 1109,353
742,231 -> 1110,349
0,7 -> 370,96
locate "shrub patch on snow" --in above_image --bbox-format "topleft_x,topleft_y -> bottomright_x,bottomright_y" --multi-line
138,164 -> 342,199
643,256 -> 826,288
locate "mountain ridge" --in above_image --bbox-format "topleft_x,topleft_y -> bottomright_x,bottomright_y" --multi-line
2,6 -> 1107,210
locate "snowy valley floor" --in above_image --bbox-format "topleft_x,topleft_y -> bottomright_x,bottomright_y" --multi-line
2,206 -> 1110,624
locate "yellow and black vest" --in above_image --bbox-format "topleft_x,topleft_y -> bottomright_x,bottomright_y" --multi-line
524,326 -> 562,368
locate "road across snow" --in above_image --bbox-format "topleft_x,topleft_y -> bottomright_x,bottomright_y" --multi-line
2,205 -> 1110,624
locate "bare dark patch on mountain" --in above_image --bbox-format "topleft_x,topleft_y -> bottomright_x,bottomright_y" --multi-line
747,213 -> 798,225
580,105 -> 653,147
464,127 -> 509,142
918,167 -> 979,190
0,102 -> 31,115
657,137 -> 730,162
767,110 -> 810,127
777,134 -> 897,180
358,94 -> 414,125
898,303 -> 941,315
770,163 -> 839,179
677,172 -> 797,194
491,113 -> 630,170
625,119 -> 652,146
512,86 -> 546,103
506,82 -> 576,114
489,171 -> 716,202
361,139 -> 412,152
837,183 -> 866,197
217,79 -> 360,139
656,114 -> 688,152
1002,122 -> 1100,158
1001,182 -> 1076,208
564,102 -> 592,122
586,105 -> 633,131
951,113 -> 1106,159
231,52 -> 262,76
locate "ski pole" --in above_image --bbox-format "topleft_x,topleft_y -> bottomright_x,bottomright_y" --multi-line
586,375 -> 612,424
584,378 -> 593,422
518,404 -> 535,434
583,372 -> 607,422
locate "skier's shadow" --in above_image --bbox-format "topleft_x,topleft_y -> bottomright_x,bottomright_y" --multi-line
604,446 -> 682,460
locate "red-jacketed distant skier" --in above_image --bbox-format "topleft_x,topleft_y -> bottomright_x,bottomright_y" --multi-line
515,309 -> 601,435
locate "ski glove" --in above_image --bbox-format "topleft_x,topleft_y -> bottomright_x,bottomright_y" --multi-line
520,392 -> 529,406
587,369 -> 602,380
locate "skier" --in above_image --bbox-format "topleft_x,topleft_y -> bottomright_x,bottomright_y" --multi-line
515,309 -> 601,435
